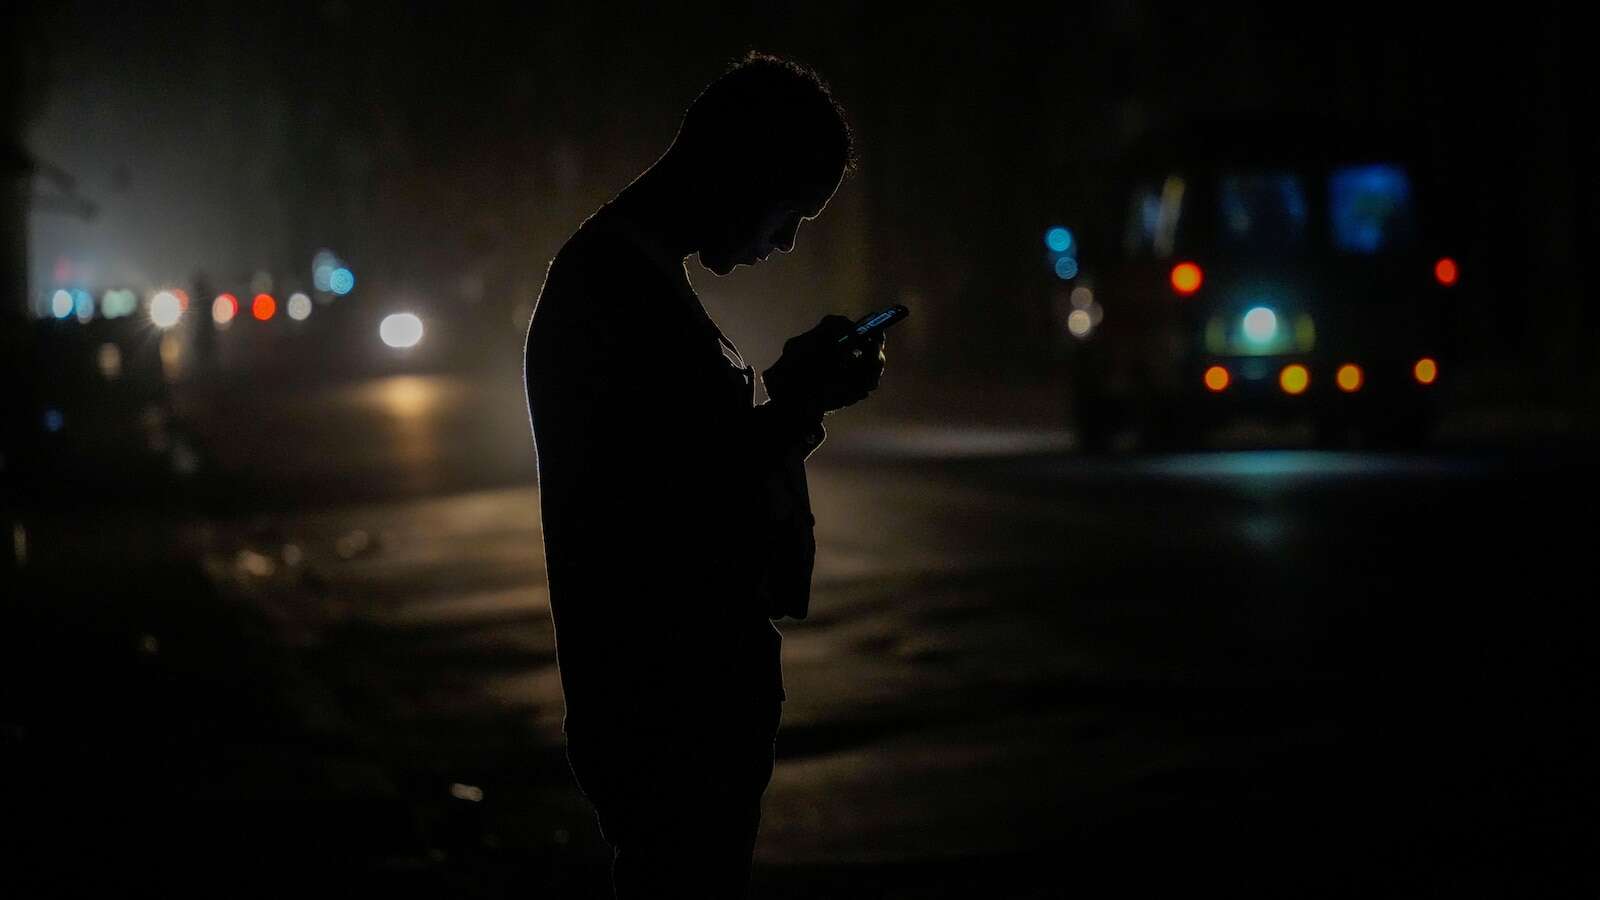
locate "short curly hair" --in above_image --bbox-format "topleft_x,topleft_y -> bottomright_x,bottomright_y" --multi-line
676,51 -> 856,200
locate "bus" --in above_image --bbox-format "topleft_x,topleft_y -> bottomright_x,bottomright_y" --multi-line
1059,118 -> 1463,450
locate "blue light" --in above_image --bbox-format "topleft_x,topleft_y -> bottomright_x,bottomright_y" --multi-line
74,291 -> 96,322
1242,306 -> 1278,343
51,290 -> 74,319
330,267 -> 355,295
1045,227 -> 1074,254
1329,163 -> 1416,254
44,409 -> 64,433
1053,256 -> 1079,280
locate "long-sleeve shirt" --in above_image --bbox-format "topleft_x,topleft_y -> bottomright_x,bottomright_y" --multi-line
524,202 -> 824,734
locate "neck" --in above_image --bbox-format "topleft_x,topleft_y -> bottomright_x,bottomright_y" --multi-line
609,156 -> 705,262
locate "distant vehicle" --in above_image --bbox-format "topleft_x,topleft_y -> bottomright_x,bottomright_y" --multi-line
1059,119 -> 1463,450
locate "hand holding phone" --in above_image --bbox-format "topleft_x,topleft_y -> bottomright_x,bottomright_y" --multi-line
764,305 -> 905,416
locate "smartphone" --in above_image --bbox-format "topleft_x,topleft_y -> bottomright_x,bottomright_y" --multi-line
836,304 -> 909,353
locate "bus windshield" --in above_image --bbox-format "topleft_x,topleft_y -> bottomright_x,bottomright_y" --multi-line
1328,163 -> 1417,254
1217,171 -> 1309,252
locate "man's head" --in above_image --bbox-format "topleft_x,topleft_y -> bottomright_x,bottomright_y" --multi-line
670,52 -> 855,275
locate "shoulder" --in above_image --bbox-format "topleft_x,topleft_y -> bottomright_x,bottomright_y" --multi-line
548,210 -> 657,291
533,216 -> 653,335
529,213 -> 673,360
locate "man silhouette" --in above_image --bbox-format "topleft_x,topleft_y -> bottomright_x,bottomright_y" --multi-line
523,53 -> 885,897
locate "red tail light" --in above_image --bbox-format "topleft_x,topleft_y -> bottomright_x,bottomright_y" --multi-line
1434,257 -> 1458,287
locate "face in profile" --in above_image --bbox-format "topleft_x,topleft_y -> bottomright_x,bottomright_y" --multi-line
699,172 -> 841,276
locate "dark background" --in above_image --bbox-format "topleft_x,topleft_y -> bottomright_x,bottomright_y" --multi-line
8,1 -> 1595,388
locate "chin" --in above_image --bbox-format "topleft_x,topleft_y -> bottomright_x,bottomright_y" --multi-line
701,253 -> 737,276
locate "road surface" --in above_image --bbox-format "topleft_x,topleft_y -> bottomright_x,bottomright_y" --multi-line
9,371 -> 1592,897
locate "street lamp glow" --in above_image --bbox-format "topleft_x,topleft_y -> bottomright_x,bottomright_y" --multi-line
149,291 -> 183,328
1242,306 -> 1278,343
1066,308 -> 1092,338
380,313 -> 424,348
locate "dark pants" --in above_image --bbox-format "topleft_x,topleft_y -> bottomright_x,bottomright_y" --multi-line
564,700 -> 782,899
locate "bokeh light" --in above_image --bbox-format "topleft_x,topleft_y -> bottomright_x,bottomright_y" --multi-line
149,291 -> 183,328
380,313 -> 424,348
312,250 -> 339,292
1045,226 -> 1074,253
1336,363 -> 1364,392
1069,286 -> 1093,309
1242,307 -> 1278,343
287,293 -> 312,321
213,293 -> 238,325
97,343 -> 123,380
101,286 -> 137,318
330,267 -> 356,295
1066,308 -> 1092,338
1204,366 -> 1230,392
1434,257 -> 1458,287
1413,357 -> 1438,385
1279,364 -> 1310,395
252,293 -> 276,321
1170,262 -> 1203,295
51,290 -> 73,319
1053,257 -> 1079,280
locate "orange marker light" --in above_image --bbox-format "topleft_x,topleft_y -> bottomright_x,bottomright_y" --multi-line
252,293 -> 276,321
1413,357 -> 1438,385
1336,364 -> 1364,393
1434,257 -> 1458,286
1170,262 -> 1203,296
1204,366 -> 1230,392
1279,364 -> 1310,395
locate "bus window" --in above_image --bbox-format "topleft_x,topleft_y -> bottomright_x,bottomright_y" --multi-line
1328,163 -> 1416,253
1123,175 -> 1187,259
1218,172 -> 1308,251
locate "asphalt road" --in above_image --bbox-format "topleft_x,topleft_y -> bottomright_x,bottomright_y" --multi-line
10,372 -> 1594,897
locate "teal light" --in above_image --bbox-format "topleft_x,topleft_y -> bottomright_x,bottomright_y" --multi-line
1045,226 -> 1074,254
1053,256 -> 1079,280
1242,306 -> 1278,343
330,267 -> 356,295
